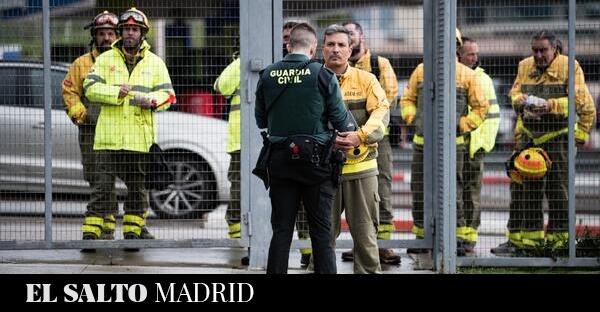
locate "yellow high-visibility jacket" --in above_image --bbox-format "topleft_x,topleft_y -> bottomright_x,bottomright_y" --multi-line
84,39 -> 175,153
353,49 -> 398,136
509,54 -> 595,145
469,66 -> 500,158
337,65 -> 390,178
400,62 -> 489,146
214,57 -> 241,153
62,48 -> 101,124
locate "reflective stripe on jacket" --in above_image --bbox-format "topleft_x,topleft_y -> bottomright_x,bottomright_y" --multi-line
509,54 -> 595,144
399,62 -> 489,146
84,39 -> 175,153
353,49 -> 398,136
214,57 -> 241,153
469,66 -> 500,158
62,48 -> 100,123
337,65 -> 390,178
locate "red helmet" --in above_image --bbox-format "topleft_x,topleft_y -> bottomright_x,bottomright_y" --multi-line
84,11 -> 118,37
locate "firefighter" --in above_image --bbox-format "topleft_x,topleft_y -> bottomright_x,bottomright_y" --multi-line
83,7 -> 175,243
491,30 -> 595,256
62,11 -> 119,250
457,36 -> 501,255
214,56 -> 242,241
323,25 -> 390,274
339,21 -> 400,265
255,23 -> 355,274
401,29 -> 489,254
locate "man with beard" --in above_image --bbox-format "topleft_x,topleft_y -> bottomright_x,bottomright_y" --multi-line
491,30 -> 595,256
323,24 -> 390,274
82,7 -> 175,244
63,11 -> 120,249
456,36 -> 500,256
340,21 -> 400,265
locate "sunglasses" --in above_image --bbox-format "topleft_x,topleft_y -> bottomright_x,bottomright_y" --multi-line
120,11 -> 145,25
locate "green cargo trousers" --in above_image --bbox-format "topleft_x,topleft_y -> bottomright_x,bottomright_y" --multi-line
462,149 -> 484,230
508,135 -> 569,234
376,136 -> 394,229
332,175 -> 382,274
225,151 -> 241,226
90,150 -> 149,217
79,124 -> 118,217
411,144 -> 465,231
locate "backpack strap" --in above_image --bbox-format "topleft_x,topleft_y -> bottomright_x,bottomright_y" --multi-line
370,53 -> 380,81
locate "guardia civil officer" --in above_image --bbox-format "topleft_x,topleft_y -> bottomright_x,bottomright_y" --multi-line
255,23 -> 355,274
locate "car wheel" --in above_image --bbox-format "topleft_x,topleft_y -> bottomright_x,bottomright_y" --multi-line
150,152 -> 217,219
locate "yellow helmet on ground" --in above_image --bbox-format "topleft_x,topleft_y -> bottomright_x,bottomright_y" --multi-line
344,144 -> 369,165
506,147 -> 552,184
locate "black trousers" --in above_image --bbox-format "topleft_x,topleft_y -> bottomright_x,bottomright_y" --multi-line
267,177 -> 337,274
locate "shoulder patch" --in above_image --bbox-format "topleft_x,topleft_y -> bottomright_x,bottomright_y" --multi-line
63,79 -> 73,87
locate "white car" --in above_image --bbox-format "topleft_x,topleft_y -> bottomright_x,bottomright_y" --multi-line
0,60 -> 230,219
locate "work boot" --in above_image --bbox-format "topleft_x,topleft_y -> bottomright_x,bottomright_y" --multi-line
379,248 -> 401,265
140,226 -> 155,239
123,227 -> 154,252
300,253 -> 311,268
490,241 -> 517,257
99,229 -> 115,240
457,240 -> 476,256
341,249 -> 354,262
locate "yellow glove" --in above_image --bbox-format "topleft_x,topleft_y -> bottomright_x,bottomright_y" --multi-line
459,116 -> 477,134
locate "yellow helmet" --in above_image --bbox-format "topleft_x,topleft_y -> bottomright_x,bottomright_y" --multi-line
344,144 -> 369,165
456,28 -> 463,46
118,7 -> 150,35
507,147 -> 552,184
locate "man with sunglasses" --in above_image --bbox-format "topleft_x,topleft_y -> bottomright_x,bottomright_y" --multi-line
491,30 -> 596,256
62,11 -> 120,249
83,7 -> 175,243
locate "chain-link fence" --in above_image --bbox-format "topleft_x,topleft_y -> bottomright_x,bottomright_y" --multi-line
1,0 -> 598,270
0,0 -> 242,249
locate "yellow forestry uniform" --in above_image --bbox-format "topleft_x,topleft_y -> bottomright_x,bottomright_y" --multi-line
505,54 -> 595,249
400,62 -> 488,240
63,48 -> 118,237
461,66 -> 500,247
63,48 -> 101,124
331,65 -> 389,274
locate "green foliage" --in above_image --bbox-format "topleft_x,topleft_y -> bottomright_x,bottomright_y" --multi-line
576,227 -> 600,258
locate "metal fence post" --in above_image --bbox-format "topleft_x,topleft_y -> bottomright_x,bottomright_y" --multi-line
42,0 -> 53,247
429,0 -> 457,273
240,0 -> 278,270
567,0 -> 576,263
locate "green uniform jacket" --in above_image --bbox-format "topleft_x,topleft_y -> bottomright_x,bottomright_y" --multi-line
255,53 -> 353,144
84,39 -> 175,153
